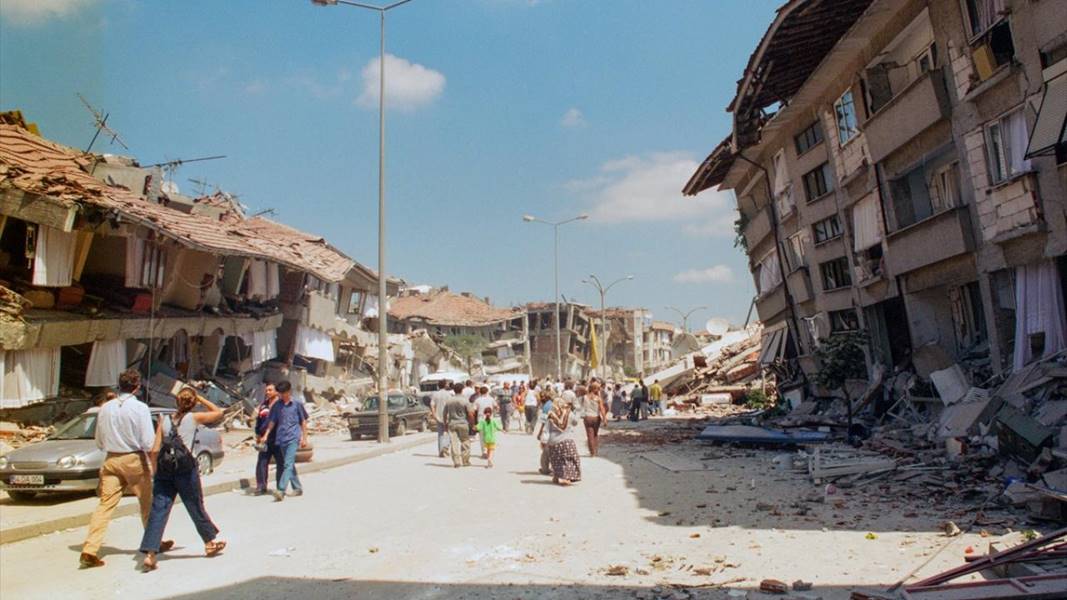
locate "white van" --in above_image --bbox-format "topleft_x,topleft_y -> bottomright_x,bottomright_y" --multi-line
419,371 -> 471,393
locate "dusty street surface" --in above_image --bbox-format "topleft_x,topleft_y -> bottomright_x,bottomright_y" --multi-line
0,419 -> 1024,600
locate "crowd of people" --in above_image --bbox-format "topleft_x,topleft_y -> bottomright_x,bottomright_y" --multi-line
427,375 -> 665,486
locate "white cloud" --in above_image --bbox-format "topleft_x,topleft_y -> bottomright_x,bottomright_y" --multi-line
681,212 -> 738,238
567,151 -> 735,226
673,265 -> 734,284
560,107 -> 586,128
357,53 -> 445,112
0,0 -> 97,26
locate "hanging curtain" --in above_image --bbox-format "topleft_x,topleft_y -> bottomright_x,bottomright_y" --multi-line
265,262 -> 281,299
294,324 -> 335,362
124,237 -> 166,288
758,252 -> 782,296
1,348 -> 61,409
85,340 -> 127,387
32,225 -> 78,287
1008,110 -> 1033,175
363,295 -> 379,318
1013,261 -> 1067,369
245,260 -> 268,299
125,237 -> 145,288
241,329 -> 278,368
852,192 -> 884,252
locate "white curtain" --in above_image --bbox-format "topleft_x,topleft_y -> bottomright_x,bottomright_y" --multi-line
1,348 -> 61,408
32,225 -> 77,287
1013,261 -> 1067,369
363,295 -> 379,318
85,340 -> 127,387
241,329 -> 278,368
246,260 -> 268,299
758,252 -> 783,296
1008,110 -> 1032,175
124,237 -> 165,288
266,262 -> 280,299
852,192 -> 884,252
294,325 -> 335,362
125,237 -> 145,288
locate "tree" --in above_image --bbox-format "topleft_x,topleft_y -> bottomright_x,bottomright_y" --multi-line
442,334 -> 488,375
812,330 -> 869,442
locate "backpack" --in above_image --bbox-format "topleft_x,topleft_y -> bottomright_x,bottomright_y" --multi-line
157,414 -> 197,475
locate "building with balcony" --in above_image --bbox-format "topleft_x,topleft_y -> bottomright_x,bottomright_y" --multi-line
683,0 -> 1067,390
525,302 -> 592,380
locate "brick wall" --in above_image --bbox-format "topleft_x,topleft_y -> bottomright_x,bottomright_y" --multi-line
821,108 -> 869,183
947,39 -> 975,100
965,127 -> 1039,241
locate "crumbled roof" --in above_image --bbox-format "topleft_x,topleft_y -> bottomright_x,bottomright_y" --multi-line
389,291 -> 521,327
0,125 -> 373,284
683,136 -> 735,196
651,321 -> 677,331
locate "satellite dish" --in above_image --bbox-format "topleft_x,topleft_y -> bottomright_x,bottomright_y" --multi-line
705,318 -> 730,337
671,333 -> 701,359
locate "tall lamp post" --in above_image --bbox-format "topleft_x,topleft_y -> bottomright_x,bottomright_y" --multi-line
522,214 -> 588,380
582,274 -> 633,379
311,0 -> 415,443
666,305 -> 709,333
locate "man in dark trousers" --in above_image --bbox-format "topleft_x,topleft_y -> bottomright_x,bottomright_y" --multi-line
444,382 -> 472,467
257,380 -> 308,501
629,382 -> 649,421
253,383 -> 279,495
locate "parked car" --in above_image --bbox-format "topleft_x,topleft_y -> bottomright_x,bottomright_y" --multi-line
0,406 -> 225,503
346,392 -> 430,440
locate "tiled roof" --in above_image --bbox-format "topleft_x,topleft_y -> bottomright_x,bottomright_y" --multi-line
0,125 -> 365,283
390,291 -> 521,326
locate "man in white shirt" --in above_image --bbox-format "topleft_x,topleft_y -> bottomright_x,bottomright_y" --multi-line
429,381 -> 453,458
80,369 -> 164,569
461,380 -> 476,400
523,385 -> 540,434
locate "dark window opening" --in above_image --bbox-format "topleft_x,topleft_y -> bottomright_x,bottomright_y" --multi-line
829,309 -> 860,333
812,215 -> 843,244
803,163 -> 834,202
819,257 -> 852,291
794,122 -> 824,155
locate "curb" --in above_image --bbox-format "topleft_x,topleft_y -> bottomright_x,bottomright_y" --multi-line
0,434 -> 432,546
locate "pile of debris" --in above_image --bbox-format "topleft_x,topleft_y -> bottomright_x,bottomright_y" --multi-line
0,421 -> 53,452
652,325 -> 765,413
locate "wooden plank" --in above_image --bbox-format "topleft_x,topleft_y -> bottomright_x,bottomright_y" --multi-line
0,188 -> 77,232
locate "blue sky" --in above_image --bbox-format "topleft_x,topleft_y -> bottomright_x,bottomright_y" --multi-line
0,0 -> 776,327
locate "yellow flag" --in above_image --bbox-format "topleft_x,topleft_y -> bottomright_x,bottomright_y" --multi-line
589,319 -> 600,369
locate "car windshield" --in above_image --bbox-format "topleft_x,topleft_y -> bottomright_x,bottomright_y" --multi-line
363,395 -> 408,411
50,413 -> 97,440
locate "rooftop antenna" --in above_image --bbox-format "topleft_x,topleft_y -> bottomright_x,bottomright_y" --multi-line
146,155 -> 226,183
187,177 -> 216,196
78,93 -> 128,153
250,208 -> 276,218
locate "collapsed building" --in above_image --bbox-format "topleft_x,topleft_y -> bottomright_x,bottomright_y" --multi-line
0,122 -> 398,423
525,301 -> 593,379
388,288 -> 530,378
684,0 -> 1067,398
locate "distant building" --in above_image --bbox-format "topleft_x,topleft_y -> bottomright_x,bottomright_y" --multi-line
526,302 -> 592,379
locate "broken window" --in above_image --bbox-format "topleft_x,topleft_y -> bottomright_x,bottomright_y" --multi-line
802,162 -> 834,202
963,0 -> 1005,38
985,109 -> 1032,184
834,90 -> 859,145
829,309 -> 860,333
812,215 -> 843,245
819,257 -> 852,291
783,232 -> 806,272
794,121 -> 824,155
772,150 -> 795,218
928,161 -> 962,212
885,145 -> 959,230
949,281 -> 987,352
755,251 -> 783,297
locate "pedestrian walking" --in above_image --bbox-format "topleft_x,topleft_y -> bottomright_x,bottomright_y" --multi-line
253,383 -> 279,495
610,384 -> 625,421
139,387 -> 226,571
476,407 -> 503,468
650,379 -> 664,416
523,384 -> 539,434
580,382 -> 608,456
473,386 -> 495,458
444,382 -> 472,467
430,380 -> 452,458
496,383 -> 512,432
80,369 -> 165,569
534,391 -> 555,475
257,380 -> 308,501
546,393 -> 581,485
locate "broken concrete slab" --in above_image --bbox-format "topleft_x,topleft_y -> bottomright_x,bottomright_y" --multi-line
930,365 -> 970,405
937,396 -> 1002,439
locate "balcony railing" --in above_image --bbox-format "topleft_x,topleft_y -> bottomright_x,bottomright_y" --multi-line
864,68 -> 951,163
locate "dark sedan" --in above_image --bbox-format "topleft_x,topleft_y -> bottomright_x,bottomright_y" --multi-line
346,392 -> 430,440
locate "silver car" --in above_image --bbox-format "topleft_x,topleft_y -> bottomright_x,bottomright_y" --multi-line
0,407 -> 225,503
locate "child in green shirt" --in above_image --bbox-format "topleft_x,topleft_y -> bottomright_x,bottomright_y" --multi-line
476,407 -> 503,468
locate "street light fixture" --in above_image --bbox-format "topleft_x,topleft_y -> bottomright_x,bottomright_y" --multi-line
666,305 -> 709,333
523,213 -> 589,380
310,0 -> 415,444
582,274 -> 634,379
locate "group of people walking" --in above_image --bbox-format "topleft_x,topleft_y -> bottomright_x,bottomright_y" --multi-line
80,369 -> 310,572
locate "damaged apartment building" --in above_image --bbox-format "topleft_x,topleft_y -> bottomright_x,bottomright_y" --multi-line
586,308 -> 679,378
526,301 -> 593,379
0,121 -> 394,421
684,0 -> 1066,392
388,288 -> 530,378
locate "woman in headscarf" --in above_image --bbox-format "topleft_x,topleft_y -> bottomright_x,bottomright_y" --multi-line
139,387 -> 226,571
546,390 -> 582,485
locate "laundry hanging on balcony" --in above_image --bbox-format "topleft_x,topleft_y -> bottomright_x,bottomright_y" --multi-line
1,348 -> 61,408
293,324 -> 335,362
31,225 -> 77,287
240,329 -> 278,368
245,260 -> 280,300
85,340 -> 128,387
1013,260 -> 1067,370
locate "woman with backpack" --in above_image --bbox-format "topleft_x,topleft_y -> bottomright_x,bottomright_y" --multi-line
139,387 -> 227,571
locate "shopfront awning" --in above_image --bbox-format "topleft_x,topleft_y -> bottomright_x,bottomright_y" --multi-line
1025,71 -> 1067,159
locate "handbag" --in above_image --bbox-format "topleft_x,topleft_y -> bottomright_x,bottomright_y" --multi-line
157,414 -> 198,475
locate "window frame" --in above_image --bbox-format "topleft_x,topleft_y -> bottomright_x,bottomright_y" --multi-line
794,121 -> 825,156
818,257 -> 853,291
783,232 -> 807,272
812,215 -> 844,245
802,162 -> 834,202
829,309 -> 860,333
960,0 -> 1006,42
834,90 -> 860,145
983,108 -> 1030,185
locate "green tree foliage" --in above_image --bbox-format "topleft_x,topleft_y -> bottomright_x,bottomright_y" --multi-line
812,330 -> 869,391
442,334 -> 488,374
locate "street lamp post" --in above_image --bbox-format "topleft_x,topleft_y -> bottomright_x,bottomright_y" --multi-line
311,0 -> 415,444
583,274 -> 633,380
666,305 -> 709,333
523,214 -> 588,381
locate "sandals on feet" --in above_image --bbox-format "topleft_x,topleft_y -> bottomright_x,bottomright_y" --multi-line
141,553 -> 157,572
205,540 -> 227,557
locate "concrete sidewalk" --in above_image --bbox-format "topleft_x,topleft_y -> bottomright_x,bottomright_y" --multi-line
0,430 -> 433,545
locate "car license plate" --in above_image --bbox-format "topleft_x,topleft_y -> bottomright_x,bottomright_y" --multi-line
11,474 -> 44,485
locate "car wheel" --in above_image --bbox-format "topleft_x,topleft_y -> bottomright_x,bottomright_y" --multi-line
196,452 -> 214,475
419,417 -> 429,432
6,490 -> 37,502
395,419 -> 407,436
350,430 -> 361,441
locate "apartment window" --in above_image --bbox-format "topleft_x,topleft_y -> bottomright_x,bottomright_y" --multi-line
928,162 -> 962,212
772,150 -> 795,218
819,257 -> 852,291
803,163 -> 834,202
962,0 -> 1005,39
834,90 -> 859,145
783,232 -> 806,272
829,309 -> 860,333
985,109 -> 1031,184
812,215 -> 843,245
794,122 -> 824,155
950,281 -> 987,351
886,146 -> 959,230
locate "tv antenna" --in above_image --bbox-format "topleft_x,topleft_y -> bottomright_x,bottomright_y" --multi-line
78,93 -> 128,153
187,177 -> 216,196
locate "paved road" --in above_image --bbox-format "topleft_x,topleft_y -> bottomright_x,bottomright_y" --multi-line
0,424 -> 991,600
